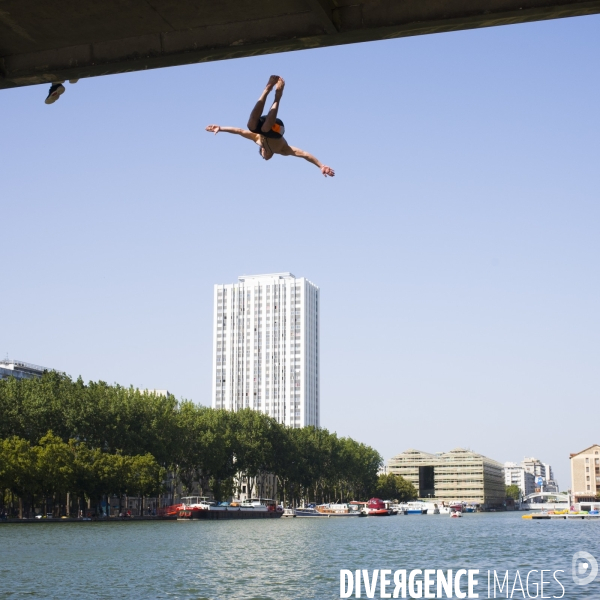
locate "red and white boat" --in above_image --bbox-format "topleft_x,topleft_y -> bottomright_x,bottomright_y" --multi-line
366,498 -> 394,516
160,503 -> 183,517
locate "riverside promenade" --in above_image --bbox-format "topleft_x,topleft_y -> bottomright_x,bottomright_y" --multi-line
0,515 -> 177,524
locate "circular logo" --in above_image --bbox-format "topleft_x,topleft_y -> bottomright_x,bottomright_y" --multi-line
572,551 -> 599,586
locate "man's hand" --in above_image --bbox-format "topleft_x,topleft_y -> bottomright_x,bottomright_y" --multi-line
206,124 -> 220,135
321,165 -> 335,178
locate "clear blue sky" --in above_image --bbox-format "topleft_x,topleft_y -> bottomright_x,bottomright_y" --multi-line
2,15 -> 599,488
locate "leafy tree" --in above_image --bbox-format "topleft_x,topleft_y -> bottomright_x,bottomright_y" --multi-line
506,484 -> 521,500
34,432 -> 75,516
375,473 -> 418,501
0,436 -> 38,517
129,454 -> 166,513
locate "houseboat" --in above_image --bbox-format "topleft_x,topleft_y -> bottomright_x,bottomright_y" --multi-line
177,497 -> 283,520
316,503 -> 364,517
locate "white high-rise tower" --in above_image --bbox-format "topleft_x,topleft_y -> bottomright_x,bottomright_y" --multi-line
212,272 -> 319,428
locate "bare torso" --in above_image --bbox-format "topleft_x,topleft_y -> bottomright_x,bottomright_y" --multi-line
255,134 -> 289,158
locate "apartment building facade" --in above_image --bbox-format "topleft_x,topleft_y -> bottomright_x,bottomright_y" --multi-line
570,444 -> 600,503
212,272 -> 319,428
504,462 -> 535,498
388,447 -> 506,508
521,456 -> 559,492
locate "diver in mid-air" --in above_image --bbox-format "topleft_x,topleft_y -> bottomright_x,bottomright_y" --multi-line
206,75 -> 335,178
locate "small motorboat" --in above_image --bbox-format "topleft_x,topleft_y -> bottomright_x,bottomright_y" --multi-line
450,511 -> 462,518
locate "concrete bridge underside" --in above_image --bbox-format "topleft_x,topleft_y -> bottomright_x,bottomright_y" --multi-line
1,0 -> 600,90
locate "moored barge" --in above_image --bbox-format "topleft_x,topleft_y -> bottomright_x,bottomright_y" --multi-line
177,497 -> 283,520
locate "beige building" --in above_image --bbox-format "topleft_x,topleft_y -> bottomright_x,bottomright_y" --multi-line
388,447 -> 506,508
570,444 -> 600,502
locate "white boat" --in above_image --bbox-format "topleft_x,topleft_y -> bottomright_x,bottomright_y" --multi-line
420,502 -> 440,515
294,503 -> 364,517
399,501 -> 428,515
316,503 -> 364,517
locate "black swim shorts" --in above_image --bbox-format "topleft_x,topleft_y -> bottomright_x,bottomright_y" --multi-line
250,116 -> 285,139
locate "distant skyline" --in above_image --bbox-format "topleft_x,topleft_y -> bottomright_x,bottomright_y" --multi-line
2,15 -> 600,488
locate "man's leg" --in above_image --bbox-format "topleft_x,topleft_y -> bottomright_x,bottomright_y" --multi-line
247,75 -> 279,130
45,81 -> 65,105
261,77 -> 285,133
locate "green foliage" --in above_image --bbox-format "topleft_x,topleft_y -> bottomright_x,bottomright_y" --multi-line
375,473 -> 418,501
129,454 -> 166,499
0,372 -> 382,508
0,436 -> 38,500
505,484 -> 521,500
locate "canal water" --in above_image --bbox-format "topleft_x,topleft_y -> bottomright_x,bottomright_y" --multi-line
1,513 -> 598,599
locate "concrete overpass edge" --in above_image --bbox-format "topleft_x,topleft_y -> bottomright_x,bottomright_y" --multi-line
2,1 -> 600,91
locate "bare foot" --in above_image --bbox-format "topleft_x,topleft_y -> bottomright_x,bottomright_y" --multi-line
275,77 -> 285,94
266,75 -> 280,90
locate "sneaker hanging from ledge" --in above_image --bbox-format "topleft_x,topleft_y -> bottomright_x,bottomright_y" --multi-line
45,83 -> 65,105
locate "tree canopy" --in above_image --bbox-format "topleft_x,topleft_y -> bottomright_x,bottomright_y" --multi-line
505,484 -> 521,500
375,473 -> 418,502
0,372 -> 384,513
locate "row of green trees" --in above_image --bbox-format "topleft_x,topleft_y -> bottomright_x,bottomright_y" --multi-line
0,433 -> 164,517
0,372 -> 416,516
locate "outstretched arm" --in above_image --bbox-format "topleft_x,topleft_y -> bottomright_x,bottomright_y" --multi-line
281,145 -> 335,177
206,125 -> 259,142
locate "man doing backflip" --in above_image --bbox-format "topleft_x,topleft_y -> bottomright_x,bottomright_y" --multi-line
206,76 -> 335,177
